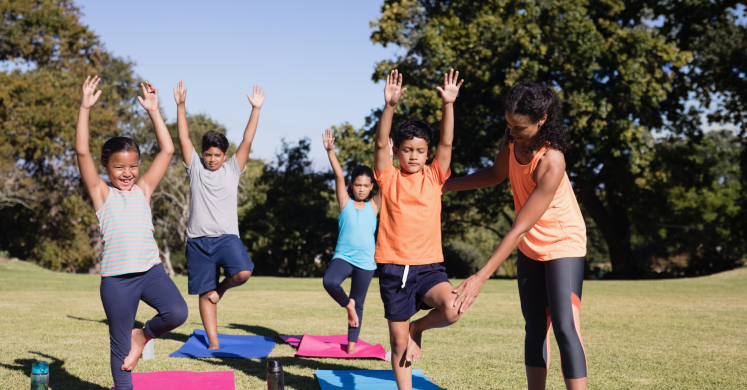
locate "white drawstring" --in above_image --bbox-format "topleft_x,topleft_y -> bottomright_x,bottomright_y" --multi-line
401,265 -> 410,288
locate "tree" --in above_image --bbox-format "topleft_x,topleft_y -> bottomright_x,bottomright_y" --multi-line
240,139 -> 338,276
367,0 -> 747,278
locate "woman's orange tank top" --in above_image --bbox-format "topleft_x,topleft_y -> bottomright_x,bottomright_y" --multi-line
508,142 -> 587,261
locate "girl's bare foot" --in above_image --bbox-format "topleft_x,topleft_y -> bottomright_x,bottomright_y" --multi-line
121,328 -> 150,371
345,298 -> 359,327
407,323 -> 422,363
206,290 -> 220,304
347,341 -> 357,354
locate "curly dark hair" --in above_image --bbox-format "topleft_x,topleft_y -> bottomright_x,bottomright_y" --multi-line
504,82 -> 570,153
101,137 -> 140,166
347,165 -> 375,202
201,130 -> 229,153
393,119 -> 434,148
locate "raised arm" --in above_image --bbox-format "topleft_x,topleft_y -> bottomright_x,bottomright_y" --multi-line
235,85 -> 266,172
136,82 -> 174,201
173,80 -> 193,166
375,70 -> 407,173
434,69 -> 464,170
442,128 -> 511,193
75,76 -> 109,211
323,129 -> 350,210
372,138 -> 394,214
452,149 -> 566,314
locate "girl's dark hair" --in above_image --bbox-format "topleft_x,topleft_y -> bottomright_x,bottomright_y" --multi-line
504,82 -> 570,153
347,165 -> 375,202
393,119 -> 434,147
202,130 -> 229,153
101,137 -> 140,166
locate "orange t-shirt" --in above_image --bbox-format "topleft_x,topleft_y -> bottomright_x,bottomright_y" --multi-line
374,160 -> 451,265
509,142 -> 587,261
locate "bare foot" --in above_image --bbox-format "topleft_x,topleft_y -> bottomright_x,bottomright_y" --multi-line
347,341 -> 357,354
207,341 -> 220,350
206,290 -> 221,304
407,323 -> 422,363
121,328 -> 150,371
345,298 -> 359,328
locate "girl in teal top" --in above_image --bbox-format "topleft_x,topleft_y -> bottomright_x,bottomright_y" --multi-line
321,129 -> 386,353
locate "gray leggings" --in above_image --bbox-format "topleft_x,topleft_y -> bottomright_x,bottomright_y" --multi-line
517,251 -> 588,379
322,258 -> 375,342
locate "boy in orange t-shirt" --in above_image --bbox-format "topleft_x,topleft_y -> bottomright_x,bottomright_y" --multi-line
374,69 -> 464,390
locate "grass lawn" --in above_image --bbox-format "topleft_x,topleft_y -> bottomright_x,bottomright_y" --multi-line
1,260 -> 746,389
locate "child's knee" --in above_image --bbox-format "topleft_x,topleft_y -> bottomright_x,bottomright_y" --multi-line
389,333 -> 409,352
322,276 -> 339,291
169,299 -> 189,327
442,304 -> 461,325
233,270 -> 251,284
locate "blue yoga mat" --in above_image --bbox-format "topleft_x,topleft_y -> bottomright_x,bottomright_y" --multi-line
315,369 -> 441,390
169,329 -> 276,358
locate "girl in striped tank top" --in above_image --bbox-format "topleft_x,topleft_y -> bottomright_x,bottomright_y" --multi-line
75,76 -> 187,390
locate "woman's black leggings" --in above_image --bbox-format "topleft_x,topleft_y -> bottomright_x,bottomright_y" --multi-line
517,250 -> 588,379
322,258 -> 375,342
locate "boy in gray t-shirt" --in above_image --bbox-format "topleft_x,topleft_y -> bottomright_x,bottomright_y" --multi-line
174,81 -> 266,349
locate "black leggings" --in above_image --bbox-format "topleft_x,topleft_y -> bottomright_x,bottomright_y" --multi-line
322,258 -> 375,342
517,250 -> 587,379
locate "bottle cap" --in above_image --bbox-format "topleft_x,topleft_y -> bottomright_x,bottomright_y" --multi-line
31,361 -> 49,375
267,360 -> 283,373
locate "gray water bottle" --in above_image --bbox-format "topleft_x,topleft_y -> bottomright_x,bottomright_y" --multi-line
30,361 -> 49,390
266,360 -> 284,390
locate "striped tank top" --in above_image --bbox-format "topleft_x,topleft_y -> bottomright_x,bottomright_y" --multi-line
96,184 -> 161,277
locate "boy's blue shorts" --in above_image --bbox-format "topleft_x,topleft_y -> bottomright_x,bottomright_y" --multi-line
186,234 -> 254,295
379,263 -> 451,321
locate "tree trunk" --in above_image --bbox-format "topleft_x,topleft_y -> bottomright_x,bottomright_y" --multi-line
577,188 -> 636,279
161,237 -> 175,277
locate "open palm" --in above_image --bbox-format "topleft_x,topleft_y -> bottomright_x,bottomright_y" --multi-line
81,76 -> 102,109
247,85 -> 266,108
322,129 -> 335,151
436,68 -> 464,104
137,81 -> 159,112
173,80 -> 187,105
384,69 -> 407,107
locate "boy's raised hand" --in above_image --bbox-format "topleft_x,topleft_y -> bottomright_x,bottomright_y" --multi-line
173,80 -> 187,105
247,85 -> 266,109
384,69 -> 407,108
137,81 -> 159,112
436,68 -> 464,105
322,129 -> 336,151
81,75 -> 102,109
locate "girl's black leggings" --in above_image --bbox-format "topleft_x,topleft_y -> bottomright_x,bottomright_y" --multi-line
517,250 -> 588,379
100,264 -> 188,390
322,258 -> 375,342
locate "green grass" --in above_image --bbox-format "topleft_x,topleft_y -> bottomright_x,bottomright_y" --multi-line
1,260 -> 746,389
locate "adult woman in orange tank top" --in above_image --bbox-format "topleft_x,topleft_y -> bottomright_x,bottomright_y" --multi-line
443,82 -> 588,390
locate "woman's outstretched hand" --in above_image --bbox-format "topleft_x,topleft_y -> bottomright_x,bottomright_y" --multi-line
81,76 -> 102,109
322,128 -> 335,151
452,272 -> 488,314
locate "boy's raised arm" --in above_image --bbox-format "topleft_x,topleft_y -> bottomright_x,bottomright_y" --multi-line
375,70 -> 406,174
136,82 -> 174,201
75,76 -> 108,210
434,68 -> 463,171
173,80 -> 193,166
235,85 -> 266,172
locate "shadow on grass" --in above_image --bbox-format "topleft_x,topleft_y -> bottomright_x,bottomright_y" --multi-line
66,315 -> 190,343
0,351 -> 109,389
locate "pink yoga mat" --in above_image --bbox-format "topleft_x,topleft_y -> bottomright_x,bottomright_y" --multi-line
293,334 -> 387,360
112,371 -> 234,390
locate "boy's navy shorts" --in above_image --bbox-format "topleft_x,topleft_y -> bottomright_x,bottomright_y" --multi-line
186,234 -> 254,295
379,263 -> 451,321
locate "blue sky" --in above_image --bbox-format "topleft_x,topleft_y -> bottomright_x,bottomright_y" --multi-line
76,0 -> 398,167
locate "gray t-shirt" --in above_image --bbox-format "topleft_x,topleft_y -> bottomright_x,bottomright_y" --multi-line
185,149 -> 244,238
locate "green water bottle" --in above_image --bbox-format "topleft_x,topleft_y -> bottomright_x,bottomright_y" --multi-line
30,361 -> 49,390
